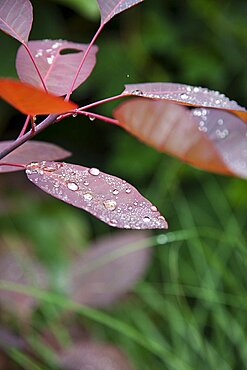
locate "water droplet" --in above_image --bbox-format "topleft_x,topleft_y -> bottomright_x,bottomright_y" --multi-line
83,181 -> 89,186
67,182 -> 79,191
109,219 -> 118,226
193,87 -> 200,93
215,99 -> 221,104
89,168 -> 100,176
83,192 -> 93,201
180,93 -> 188,100
125,188 -> 131,194
156,234 -> 168,244
89,116 -> 95,121
151,205 -> 158,212
43,165 -> 57,172
158,216 -> 165,221
133,201 -> 138,206
131,89 -> 143,95
124,225 -> 131,229
128,206 -> 133,211
47,55 -> 55,65
143,216 -> 150,223
72,113 -> 77,118
126,74 -> 130,78
112,189 -> 119,195
217,118 -> 224,125
103,199 -> 117,211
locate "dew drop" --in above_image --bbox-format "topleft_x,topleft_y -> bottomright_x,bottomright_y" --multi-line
89,116 -> 95,121
89,168 -> 100,176
112,189 -> 119,195
109,219 -> 118,226
180,93 -> 188,100
83,192 -> 93,201
103,199 -> 117,211
125,188 -> 131,194
128,206 -> 133,211
72,113 -> 77,118
193,87 -> 200,93
131,89 -> 143,95
47,55 -> 55,65
151,205 -> 158,212
83,181 -> 89,186
217,118 -> 224,125
67,182 -> 79,191
143,216 -> 150,223
156,234 -> 168,244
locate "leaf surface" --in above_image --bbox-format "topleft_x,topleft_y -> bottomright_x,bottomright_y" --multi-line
0,141 -> 71,173
97,0 -> 144,25
114,98 -> 247,178
69,231 -> 151,307
123,82 -> 247,122
16,40 -> 98,95
0,78 -> 78,115
59,342 -> 134,370
0,0 -> 33,43
25,161 -> 168,229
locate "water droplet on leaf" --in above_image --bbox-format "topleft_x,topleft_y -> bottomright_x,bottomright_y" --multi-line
67,182 -> 79,191
89,168 -> 100,176
103,199 -> 117,211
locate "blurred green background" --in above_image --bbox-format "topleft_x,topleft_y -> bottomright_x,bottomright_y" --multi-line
1,0 -> 247,369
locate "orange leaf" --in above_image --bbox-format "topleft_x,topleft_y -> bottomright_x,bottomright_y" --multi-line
0,78 -> 77,115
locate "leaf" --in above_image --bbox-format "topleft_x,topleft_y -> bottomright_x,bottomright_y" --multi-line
0,78 -> 78,115
0,0 -> 33,43
0,141 -> 71,173
68,231 -> 151,307
59,342 -> 134,370
25,161 -> 168,229
16,40 -> 98,95
52,0 -> 100,20
0,235 -> 47,320
97,0 -> 144,25
114,98 -> 247,178
123,82 -> 247,123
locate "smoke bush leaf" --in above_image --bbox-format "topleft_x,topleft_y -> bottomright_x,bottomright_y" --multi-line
16,40 -> 98,96
0,0 -> 33,43
68,231 -> 152,307
0,78 -> 78,115
114,98 -> 247,178
25,161 -> 168,229
97,0 -> 144,25
0,141 -> 71,173
59,342 -> 134,370
123,82 -> 247,122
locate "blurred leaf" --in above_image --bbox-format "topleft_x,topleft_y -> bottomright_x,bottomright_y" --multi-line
51,0 -> 100,20
97,0 -> 144,25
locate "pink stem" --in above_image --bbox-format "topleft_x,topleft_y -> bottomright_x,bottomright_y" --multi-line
18,115 -> 31,138
76,111 -> 120,125
65,24 -> 104,100
23,43 -> 47,92
0,162 -> 26,169
78,94 -> 124,112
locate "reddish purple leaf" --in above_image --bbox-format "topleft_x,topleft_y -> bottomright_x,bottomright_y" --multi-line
0,237 -> 47,319
59,342 -> 134,370
16,40 -> 98,95
25,161 -> 168,229
0,0 -> 33,43
97,0 -> 144,25
0,141 -> 71,173
114,98 -> 247,178
123,82 -> 247,122
68,231 -> 151,307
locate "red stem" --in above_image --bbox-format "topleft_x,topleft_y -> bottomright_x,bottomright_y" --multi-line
23,43 -> 47,92
0,162 -> 26,169
76,111 -> 119,125
78,94 -> 124,112
65,24 -> 104,100
18,115 -> 31,138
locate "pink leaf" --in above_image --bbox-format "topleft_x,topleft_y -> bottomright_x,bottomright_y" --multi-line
0,141 -> 71,173
114,98 -> 247,178
0,236 -> 47,320
123,82 -> 247,122
97,0 -> 144,25
25,161 -> 168,229
16,40 -> 98,96
0,0 -> 33,43
69,231 -> 151,307
59,342 -> 134,370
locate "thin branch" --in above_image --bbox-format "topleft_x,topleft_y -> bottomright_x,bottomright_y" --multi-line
78,94 -> 124,112
65,23 -> 104,100
0,163 -> 26,169
76,111 -> 120,125
18,115 -> 31,138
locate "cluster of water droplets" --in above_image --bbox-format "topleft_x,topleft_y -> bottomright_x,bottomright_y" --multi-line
191,108 -> 247,178
34,40 -> 63,65
26,162 -> 167,229
124,83 -> 246,111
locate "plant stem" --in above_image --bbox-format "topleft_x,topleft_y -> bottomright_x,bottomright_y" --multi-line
18,115 -> 31,138
78,94 -> 124,111
23,43 -> 47,92
65,24 -> 104,100
76,111 -> 119,125
0,163 -> 26,169
0,114 -> 58,161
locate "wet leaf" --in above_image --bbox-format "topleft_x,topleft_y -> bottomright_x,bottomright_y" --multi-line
0,78 -> 78,115
59,341 -> 134,370
97,0 -> 144,25
16,40 -> 98,95
0,141 -> 71,173
69,231 -> 151,307
123,82 -> 247,122
0,0 -> 33,43
114,98 -> 247,178
0,236 -> 47,319
25,161 -> 168,229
